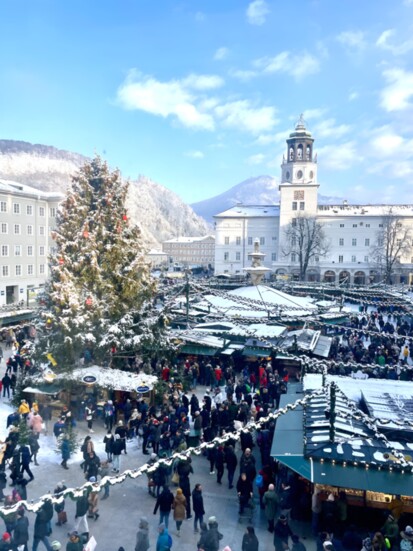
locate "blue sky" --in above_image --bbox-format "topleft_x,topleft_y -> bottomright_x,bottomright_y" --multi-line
1,0 -> 413,204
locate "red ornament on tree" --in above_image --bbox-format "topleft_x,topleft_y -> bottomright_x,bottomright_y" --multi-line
58,258 -> 64,265
83,230 -> 89,238
122,214 -> 128,221
85,296 -> 93,307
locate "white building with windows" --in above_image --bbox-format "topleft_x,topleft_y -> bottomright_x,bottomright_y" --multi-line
162,235 -> 215,269
214,117 -> 413,284
0,180 -> 63,305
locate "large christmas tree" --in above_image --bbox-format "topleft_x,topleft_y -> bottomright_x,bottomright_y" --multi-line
36,156 -> 159,368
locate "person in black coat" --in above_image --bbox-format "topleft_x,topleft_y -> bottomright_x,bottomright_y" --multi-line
237,473 -> 253,514
33,500 -> 53,551
153,485 -> 174,528
103,430 -> 114,462
242,525 -> 259,551
177,459 -> 193,519
192,483 -> 205,533
83,451 -> 100,480
13,508 -> 29,551
273,515 -> 293,551
224,445 -> 238,489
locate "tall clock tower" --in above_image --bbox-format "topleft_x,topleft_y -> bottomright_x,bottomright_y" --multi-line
278,115 -> 320,259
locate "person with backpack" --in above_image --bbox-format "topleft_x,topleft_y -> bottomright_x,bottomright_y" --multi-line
156,523 -> 172,551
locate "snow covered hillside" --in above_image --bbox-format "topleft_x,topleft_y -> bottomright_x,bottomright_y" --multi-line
0,140 -> 210,246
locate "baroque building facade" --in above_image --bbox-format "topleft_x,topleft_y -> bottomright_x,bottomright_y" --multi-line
0,180 -> 62,306
214,117 -> 413,285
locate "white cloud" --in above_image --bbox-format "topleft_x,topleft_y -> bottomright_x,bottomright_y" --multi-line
380,68 -> 413,111
368,126 -> 413,158
246,0 -> 270,25
185,150 -> 204,159
376,29 -> 413,55
195,11 -> 206,22
348,91 -> 359,101
336,30 -> 367,50
313,118 -> 351,139
214,47 -> 229,61
254,51 -> 320,80
302,108 -> 328,120
246,153 -> 266,165
116,70 -> 216,130
214,100 -> 278,134
182,74 -> 224,90
256,129 -> 291,146
316,141 -> 360,170
228,69 -> 257,81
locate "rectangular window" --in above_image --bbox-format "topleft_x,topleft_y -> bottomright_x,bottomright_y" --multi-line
365,238 -> 370,246
364,256 -> 369,262
260,237 -> 265,245
292,202 -> 298,211
27,265 -> 34,276
353,224 -> 357,228
50,207 -> 57,217
365,224 -> 370,228
39,246 -> 45,256
26,205 -> 33,215
15,245 -> 21,256
315,256 -> 319,262
15,265 -> 22,276
351,255 -> 356,262
271,253 -> 276,261
235,252 -> 241,261
27,245 -> 33,256
352,238 -> 357,246
27,225 -> 33,236
13,203 -> 20,214
14,224 -> 21,235
39,226 -> 45,236
224,236 -> 229,245
339,238 -> 344,246
39,206 -> 45,216
379,224 -> 383,228
248,237 -> 253,246
340,224 -> 344,228
39,264 -> 45,274
299,201 -> 305,210
291,253 -> 296,262
378,238 -> 384,247
236,236 -> 241,246
2,266 -> 9,277
1,245 -> 9,257
292,218 -> 297,227
224,252 -> 229,261
338,255 -> 343,263
1,223 -> 7,234
0,201 -> 6,212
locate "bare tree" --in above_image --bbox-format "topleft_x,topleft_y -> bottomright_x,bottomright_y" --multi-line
370,209 -> 412,284
282,215 -> 330,281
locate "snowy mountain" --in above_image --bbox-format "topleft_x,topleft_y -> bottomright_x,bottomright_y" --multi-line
191,175 -> 344,223
0,140 -> 210,246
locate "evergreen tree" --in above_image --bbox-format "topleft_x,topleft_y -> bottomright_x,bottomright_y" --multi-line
17,418 -> 31,446
35,156 -> 156,368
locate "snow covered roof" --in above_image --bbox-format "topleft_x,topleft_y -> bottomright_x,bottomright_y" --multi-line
163,235 -> 215,243
317,204 -> 413,217
214,205 -> 280,218
194,284 -> 316,319
0,178 -> 63,201
192,321 -> 286,338
30,365 -> 158,392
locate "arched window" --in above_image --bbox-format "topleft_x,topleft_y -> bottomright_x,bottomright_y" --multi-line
297,144 -> 303,160
306,145 -> 311,160
289,147 -> 294,161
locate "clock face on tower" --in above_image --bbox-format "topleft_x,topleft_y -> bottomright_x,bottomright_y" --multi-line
297,170 -> 303,179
